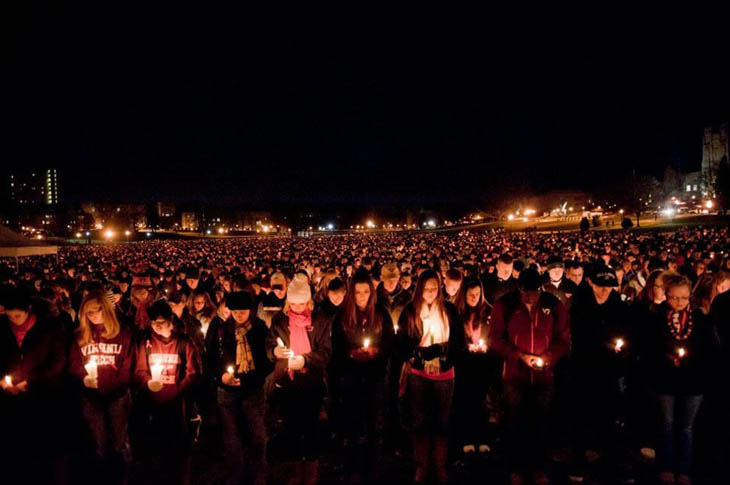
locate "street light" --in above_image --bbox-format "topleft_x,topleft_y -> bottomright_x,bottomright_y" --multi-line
104,229 -> 115,240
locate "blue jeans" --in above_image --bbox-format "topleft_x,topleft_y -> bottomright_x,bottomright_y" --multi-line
407,373 -> 454,436
656,393 -> 703,475
217,388 -> 267,485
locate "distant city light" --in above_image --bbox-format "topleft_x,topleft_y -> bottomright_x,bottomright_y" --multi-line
366,220 -> 375,228
327,223 -> 334,230
662,208 -> 675,217
507,214 -> 515,221
104,229 -> 114,239
124,230 -> 131,237
705,200 -> 714,209
75,232 -> 82,238
427,220 -> 436,227
146,232 -> 152,237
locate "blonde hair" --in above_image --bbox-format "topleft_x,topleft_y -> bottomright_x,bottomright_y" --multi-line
283,299 -> 315,313
76,291 -> 121,347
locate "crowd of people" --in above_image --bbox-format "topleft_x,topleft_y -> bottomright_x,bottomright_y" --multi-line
1,227 -> 729,485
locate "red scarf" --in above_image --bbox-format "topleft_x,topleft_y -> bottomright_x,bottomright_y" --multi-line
10,314 -> 36,347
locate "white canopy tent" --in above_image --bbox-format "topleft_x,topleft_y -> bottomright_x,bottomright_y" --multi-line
0,226 -> 58,271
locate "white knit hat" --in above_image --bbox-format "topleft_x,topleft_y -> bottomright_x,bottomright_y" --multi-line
287,274 -> 311,304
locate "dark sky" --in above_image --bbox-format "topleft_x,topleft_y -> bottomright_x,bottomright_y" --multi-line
6,10 -> 729,215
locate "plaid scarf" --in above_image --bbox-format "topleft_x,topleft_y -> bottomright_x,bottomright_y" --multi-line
235,321 -> 255,374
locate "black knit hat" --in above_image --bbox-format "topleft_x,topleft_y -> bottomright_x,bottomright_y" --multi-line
226,291 -> 253,311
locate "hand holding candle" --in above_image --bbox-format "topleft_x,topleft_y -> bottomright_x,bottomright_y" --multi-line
614,338 -> 625,353
150,362 -> 164,382
85,359 -> 98,379
275,337 -> 293,359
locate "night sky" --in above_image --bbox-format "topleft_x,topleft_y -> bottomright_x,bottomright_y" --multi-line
6,10 -> 729,215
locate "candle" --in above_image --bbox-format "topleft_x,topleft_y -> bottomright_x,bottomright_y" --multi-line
277,337 -> 285,348
4,375 -> 11,387
84,359 -> 98,379
393,323 -> 399,333
150,363 -> 164,381
615,338 -> 625,352
535,357 -> 544,368
363,338 -> 371,349
227,365 -> 235,375
677,347 -> 686,358
479,339 -> 486,350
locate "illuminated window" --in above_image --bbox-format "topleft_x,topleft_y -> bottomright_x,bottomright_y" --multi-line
686,185 -> 691,192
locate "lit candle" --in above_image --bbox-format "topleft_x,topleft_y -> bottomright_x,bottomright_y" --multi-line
535,357 -> 544,368
4,375 -> 11,387
363,338 -> 371,349
200,327 -> 207,338
677,347 -> 686,358
150,362 -> 164,381
277,337 -> 285,348
615,338 -> 625,352
227,365 -> 235,375
394,323 -> 399,333
479,339 -> 486,350
84,359 -> 98,379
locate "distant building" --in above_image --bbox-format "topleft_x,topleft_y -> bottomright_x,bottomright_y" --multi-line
181,212 -> 199,231
701,122 -> 729,196
9,169 -> 59,205
156,202 -> 176,218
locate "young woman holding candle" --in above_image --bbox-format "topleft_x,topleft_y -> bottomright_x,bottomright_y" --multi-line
397,269 -> 465,485
134,299 -> 201,484
266,273 -> 332,485
0,288 -> 69,484
640,274 -> 719,485
331,268 -> 394,482
453,277 -> 494,458
68,290 -> 135,482
205,290 -> 271,485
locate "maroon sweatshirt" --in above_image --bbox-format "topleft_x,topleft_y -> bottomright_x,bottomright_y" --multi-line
134,329 -> 201,404
68,325 -> 136,400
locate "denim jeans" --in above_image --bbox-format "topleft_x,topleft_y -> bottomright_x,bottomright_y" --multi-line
656,393 -> 703,475
407,373 -> 454,436
217,388 -> 268,485
80,391 -> 132,473
505,380 -> 554,472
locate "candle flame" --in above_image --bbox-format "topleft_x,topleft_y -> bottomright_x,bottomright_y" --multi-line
479,339 -> 485,348
678,347 -> 686,358
363,338 -> 370,349
535,357 -> 544,368
615,338 -> 625,351
4,375 -> 11,386
227,366 -> 235,375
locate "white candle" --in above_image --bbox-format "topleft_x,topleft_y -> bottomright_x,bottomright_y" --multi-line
227,365 -> 235,375
150,363 -> 164,381
84,359 -> 98,379
363,338 -> 371,349
615,338 -> 625,352
393,323 -> 399,333
4,375 -> 11,386
277,337 -> 285,348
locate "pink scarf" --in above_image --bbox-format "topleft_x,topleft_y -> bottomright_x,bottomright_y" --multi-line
288,309 -> 312,356
288,309 -> 312,379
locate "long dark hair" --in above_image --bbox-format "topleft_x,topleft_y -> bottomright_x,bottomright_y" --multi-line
409,269 -> 447,333
341,268 -> 379,332
455,277 -> 489,317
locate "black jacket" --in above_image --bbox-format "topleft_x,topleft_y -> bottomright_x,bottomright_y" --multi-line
639,304 -> 719,395
266,309 -> 332,390
332,304 -> 394,380
396,301 -> 465,374
205,316 -> 272,395
570,289 -> 632,383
